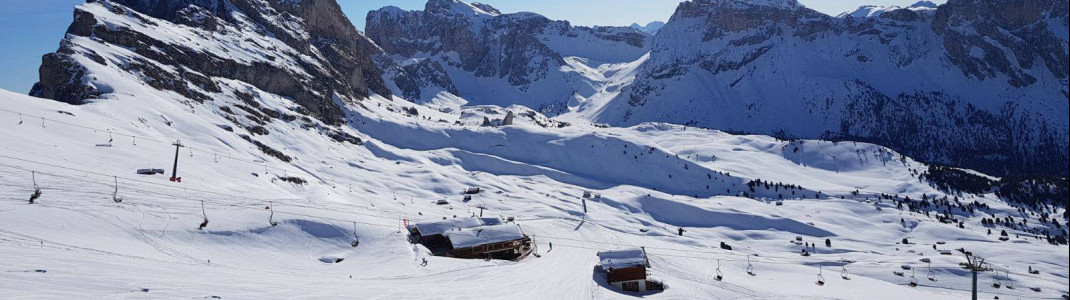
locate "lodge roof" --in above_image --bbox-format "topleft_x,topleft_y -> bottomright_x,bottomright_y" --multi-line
597,248 -> 648,270
445,224 -> 526,249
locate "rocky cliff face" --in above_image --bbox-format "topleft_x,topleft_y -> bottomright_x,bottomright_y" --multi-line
597,0 -> 1068,176
30,0 -> 391,125
366,0 -> 651,114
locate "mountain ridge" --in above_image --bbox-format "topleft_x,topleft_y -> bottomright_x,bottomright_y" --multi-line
24,0 -> 1070,178
599,0 -> 1068,177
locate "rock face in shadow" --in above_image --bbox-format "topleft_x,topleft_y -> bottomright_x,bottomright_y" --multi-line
30,0 -> 391,125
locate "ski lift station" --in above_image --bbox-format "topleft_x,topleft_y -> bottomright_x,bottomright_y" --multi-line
597,248 -> 664,292
406,217 -> 532,261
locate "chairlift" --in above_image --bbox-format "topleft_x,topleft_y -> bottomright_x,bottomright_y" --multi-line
991,272 -> 1002,289
112,176 -> 123,203
746,256 -> 756,276
1003,270 -> 1013,290
714,259 -> 723,281
29,171 -> 42,204
107,130 -> 113,143
841,265 -> 851,280
18,113 -> 24,125
268,202 -> 277,227
927,262 -> 936,282
198,201 -> 209,230
816,266 -> 826,286
908,269 -> 918,287
41,117 -> 45,128
350,222 -> 360,247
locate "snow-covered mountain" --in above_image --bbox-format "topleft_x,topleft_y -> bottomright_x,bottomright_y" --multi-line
29,0 -> 392,126
630,21 -> 666,34
365,0 -> 652,114
591,0 -> 1069,177
1,0 -> 1068,298
837,1 -> 938,18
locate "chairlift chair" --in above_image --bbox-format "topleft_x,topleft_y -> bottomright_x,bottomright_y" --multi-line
29,171 -> 42,204
841,265 -> 851,280
350,222 -> 360,247
991,274 -> 1002,289
714,259 -> 723,281
1003,270 -> 1013,290
112,176 -> 123,203
198,201 -> 209,230
746,256 -> 756,276
268,202 -> 278,227
816,266 -> 826,286
927,262 -> 937,282
908,269 -> 918,287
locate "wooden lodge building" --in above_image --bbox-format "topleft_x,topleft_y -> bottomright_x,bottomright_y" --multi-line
597,248 -> 662,292
407,217 -> 531,261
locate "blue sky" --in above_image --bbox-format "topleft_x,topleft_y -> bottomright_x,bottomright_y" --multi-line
0,0 -> 943,94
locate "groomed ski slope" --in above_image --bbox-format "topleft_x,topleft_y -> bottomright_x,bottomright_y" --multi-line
0,88 -> 1067,299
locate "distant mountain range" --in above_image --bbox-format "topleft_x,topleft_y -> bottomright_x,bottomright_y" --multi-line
630,21 -> 666,34
27,0 -> 1069,177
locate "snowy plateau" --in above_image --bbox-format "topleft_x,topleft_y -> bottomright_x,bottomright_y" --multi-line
0,0 -> 1068,299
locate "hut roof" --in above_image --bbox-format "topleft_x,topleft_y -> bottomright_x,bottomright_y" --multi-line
446,224 -> 526,249
597,248 -> 648,270
408,217 -> 485,236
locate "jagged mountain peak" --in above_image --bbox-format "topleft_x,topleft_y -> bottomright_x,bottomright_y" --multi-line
909,1 -> 940,8
425,0 -> 501,17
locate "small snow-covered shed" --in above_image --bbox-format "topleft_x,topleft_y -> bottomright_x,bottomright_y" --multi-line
597,248 -> 654,292
445,224 -> 532,261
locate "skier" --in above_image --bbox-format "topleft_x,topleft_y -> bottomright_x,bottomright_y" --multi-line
420,258 -> 428,267
678,228 -> 686,236
548,242 -> 553,252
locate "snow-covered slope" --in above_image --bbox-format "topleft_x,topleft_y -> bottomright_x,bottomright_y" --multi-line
3,83 -> 1068,298
365,0 -> 652,115
2,0 -> 1068,299
584,0 -> 1069,177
